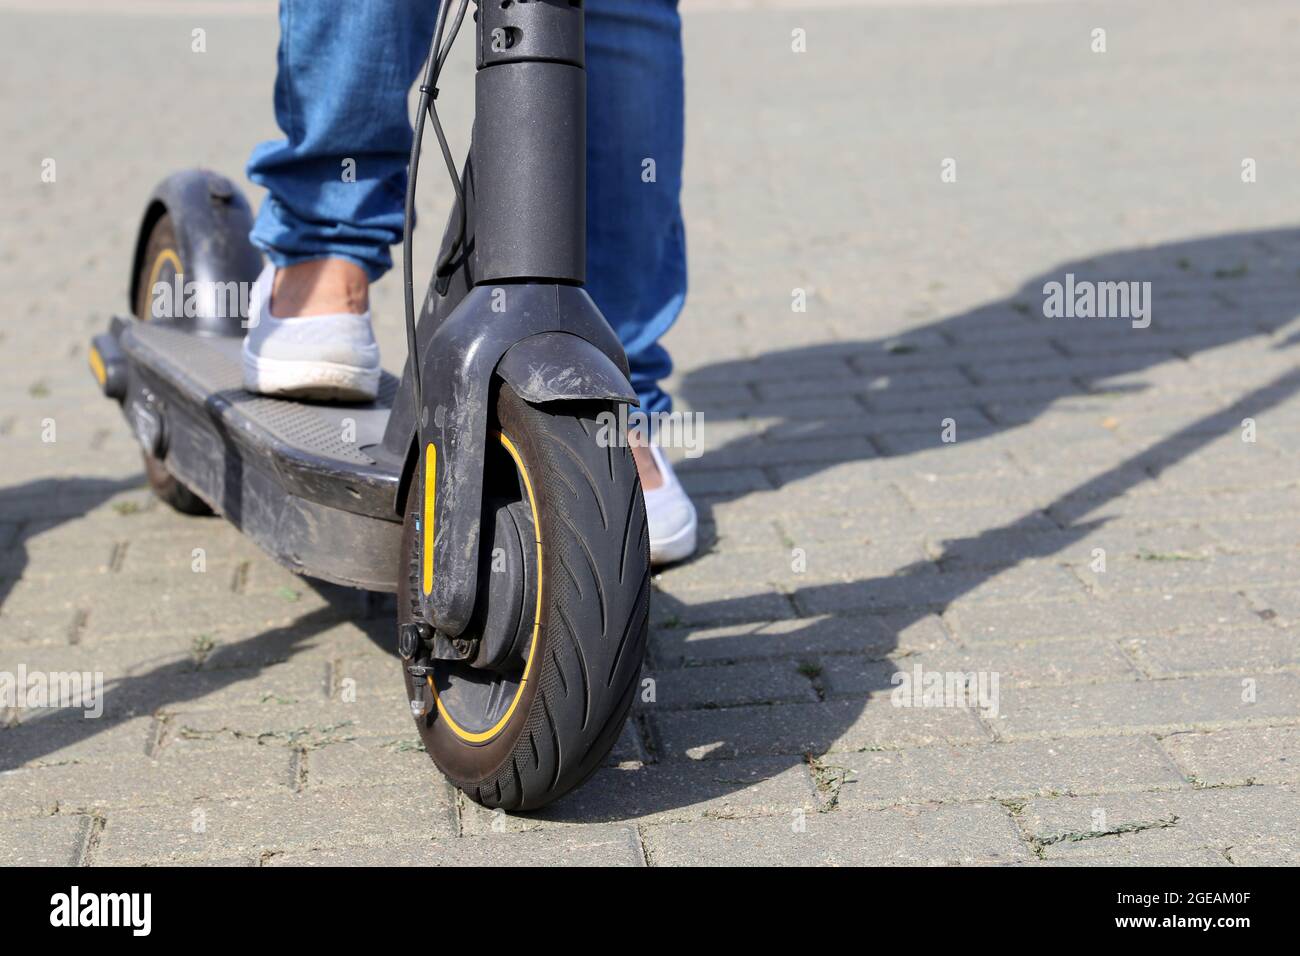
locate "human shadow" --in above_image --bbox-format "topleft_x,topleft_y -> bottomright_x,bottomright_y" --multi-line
537,226 -> 1300,821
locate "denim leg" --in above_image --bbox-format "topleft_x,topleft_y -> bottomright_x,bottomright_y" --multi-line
247,0 -> 438,282
586,0 -> 686,416
248,0 -> 687,415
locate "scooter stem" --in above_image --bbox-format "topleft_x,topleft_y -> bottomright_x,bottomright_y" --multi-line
471,0 -> 586,285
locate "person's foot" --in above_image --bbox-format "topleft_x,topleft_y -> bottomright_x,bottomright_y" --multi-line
242,261 -> 381,402
631,438 -> 697,565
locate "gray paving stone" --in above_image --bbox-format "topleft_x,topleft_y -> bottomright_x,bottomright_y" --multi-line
945,591 -> 1262,644
929,528 -> 1081,571
1124,628 -> 1300,676
0,814 -> 87,866
1203,517 -> 1300,553
0,745 -> 292,818
1242,587 -> 1300,628
651,695 -> 989,761
651,583 -> 795,628
163,698 -> 414,748
79,582 -> 374,644
1082,551 -> 1300,597
821,638 -> 1137,695
650,612 -> 950,668
0,715 -> 156,770
645,659 -> 817,710
794,538 -> 940,583
677,467 -> 772,498
902,473 -> 1142,513
266,826 -> 645,867
995,674 -> 1300,740
642,801 -> 1032,866
1061,522 -> 1220,567
653,546 -> 827,593
301,737 -> 441,791
795,563 -> 1086,617
909,505 -> 1063,539
1060,488 -> 1300,528
1160,726 -> 1300,786
686,435 -> 875,471
694,512 -> 791,552
873,426 -> 1001,457
828,737 -> 1185,811
1019,785 -> 1300,865
771,513 -> 928,558
94,782 -> 457,864
461,756 -> 818,833
1034,826 -> 1234,866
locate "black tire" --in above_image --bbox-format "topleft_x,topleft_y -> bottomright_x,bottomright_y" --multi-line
399,384 -> 651,811
142,450 -> 212,516
133,212 -> 214,516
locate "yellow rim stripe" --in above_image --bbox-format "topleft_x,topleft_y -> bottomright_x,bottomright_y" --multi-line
430,431 -> 543,744
88,346 -> 107,387
145,248 -> 183,319
422,443 -> 436,595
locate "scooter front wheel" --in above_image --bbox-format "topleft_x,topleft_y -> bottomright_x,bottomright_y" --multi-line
399,384 -> 651,811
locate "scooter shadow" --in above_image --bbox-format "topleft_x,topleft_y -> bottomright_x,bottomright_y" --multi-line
0,581 -> 392,773
0,476 -> 146,617
534,226 -> 1300,823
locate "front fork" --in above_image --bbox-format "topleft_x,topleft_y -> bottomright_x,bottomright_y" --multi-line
385,1 -> 635,654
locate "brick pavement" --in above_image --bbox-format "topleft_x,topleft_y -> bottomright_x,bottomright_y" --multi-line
1,0 -> 1298,866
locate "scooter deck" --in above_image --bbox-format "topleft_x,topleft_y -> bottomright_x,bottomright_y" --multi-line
116,318 -> 405,591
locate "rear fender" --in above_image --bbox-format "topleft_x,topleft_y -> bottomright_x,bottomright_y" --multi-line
128,168 -> 262,335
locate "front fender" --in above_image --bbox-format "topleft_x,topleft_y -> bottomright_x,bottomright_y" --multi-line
383,283 -> 633,637
496,331 -> 637,405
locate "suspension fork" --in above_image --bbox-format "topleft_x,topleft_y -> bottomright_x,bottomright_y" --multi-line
383,1 -> 638,641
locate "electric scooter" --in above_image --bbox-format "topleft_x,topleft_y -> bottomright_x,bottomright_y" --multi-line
87,0 -> 651,811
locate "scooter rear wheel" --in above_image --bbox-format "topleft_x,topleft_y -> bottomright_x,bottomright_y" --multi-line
133,212 -> 213,516
399,384 -> 651,811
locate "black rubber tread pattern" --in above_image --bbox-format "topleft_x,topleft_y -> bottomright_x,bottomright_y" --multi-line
401,386 -> 650,811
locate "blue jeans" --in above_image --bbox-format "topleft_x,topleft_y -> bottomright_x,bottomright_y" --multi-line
247,0 -> 684,416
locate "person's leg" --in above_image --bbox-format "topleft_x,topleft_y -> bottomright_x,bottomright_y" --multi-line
586,0 -> 695,560
586,0 -> 686,425
248,0 -> 438,332
248,0 -> 438,286
243,0 -> 437,399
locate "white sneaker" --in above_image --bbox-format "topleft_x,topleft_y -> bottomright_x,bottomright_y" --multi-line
643,443 -> 697,566
242,264 -> 381,402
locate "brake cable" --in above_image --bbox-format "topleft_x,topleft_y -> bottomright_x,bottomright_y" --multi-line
403,0 -> 471,420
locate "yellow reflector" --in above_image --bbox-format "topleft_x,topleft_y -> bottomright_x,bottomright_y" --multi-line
88,346 -> 107,387
422,443 -> 436,595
